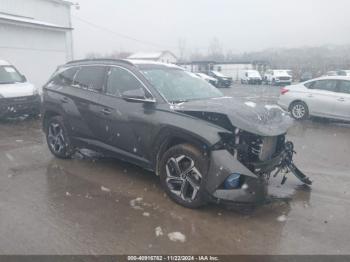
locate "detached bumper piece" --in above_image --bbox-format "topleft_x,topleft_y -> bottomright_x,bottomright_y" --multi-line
0,95 -> 41,117
272,141 -> 312,185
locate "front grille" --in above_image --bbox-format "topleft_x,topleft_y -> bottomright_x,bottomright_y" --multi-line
4,95 -> 38,104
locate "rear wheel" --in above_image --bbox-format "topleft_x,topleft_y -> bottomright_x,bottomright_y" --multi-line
159,144 -> 209,208
45,116 -> 73,159
290,101 -> 309,120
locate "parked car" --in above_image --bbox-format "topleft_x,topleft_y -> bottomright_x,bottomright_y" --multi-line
278,76 -> 350,121
208,70 -> 232,88
42,59 -> 311,209
337,70 -> 350,76
0,59 -> 40,118
264,70 -> 292,86
240,70 -> 262,85
325,71 -> 338,76
300,72 -> 313,82
196,72 -> 218,86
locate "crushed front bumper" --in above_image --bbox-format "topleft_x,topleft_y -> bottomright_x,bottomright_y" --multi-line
206,143 -> 311,204
0,95 -> 41,118
206,150 -> 267,204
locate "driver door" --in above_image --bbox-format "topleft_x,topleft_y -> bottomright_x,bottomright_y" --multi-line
97,66 -> 156,167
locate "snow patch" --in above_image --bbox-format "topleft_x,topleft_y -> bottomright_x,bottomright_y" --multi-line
242,184 -> 249,190
155,226 -> 163,237
142,212 -> 150,217
277,215 -> 287,222
168,232 -> 186,243
101,186 -> 111,193
130,197 -> 143,210
245,101 -> 256,108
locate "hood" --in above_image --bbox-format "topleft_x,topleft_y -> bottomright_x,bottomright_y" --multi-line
0,82 -> 36,98
174,97 -> 294,136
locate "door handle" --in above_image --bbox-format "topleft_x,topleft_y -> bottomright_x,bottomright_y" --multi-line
61,97 -> 69,103
307,94 -> 313,98
337,97 -> 345,102
101,108 -> 112,115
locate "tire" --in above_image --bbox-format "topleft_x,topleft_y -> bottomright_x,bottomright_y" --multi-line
290,101 -> 309,120
159,143 -> 209,208
45,116 -> 74,159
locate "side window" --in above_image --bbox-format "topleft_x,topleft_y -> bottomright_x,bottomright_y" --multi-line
338,80 -> 350,94
73,66 -> 106,92
50,67 -> 79,86
311,80 -> 337,92
304,81 -> 314,88
106,67 -> 145,97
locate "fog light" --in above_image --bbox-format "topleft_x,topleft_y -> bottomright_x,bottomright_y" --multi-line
224,173 -> 241,189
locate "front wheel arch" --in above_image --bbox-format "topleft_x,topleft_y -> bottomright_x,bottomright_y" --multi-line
155,135 -> 211,176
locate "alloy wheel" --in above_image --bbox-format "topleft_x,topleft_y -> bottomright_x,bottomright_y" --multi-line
165,155 -> 202,202
292,104 -> 306,119
47,123 -> 65,154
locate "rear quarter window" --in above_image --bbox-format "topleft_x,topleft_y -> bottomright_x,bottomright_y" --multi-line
73,66 -> 106,92
50,67 -> 79,86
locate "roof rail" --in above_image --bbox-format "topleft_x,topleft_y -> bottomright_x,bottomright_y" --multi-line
66,58 -> 134,66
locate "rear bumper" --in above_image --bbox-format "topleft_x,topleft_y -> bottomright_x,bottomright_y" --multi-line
0,95 -> 41,117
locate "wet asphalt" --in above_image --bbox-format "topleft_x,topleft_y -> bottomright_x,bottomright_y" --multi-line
0,84 -> 349,255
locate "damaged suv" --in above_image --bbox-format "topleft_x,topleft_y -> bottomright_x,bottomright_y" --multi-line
42,59 -> 311,208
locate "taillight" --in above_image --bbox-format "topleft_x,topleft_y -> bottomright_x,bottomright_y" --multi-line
281,87 -> 289,95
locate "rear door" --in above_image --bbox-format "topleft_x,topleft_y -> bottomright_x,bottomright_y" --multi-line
69,65 -> 108,142
304,79 -> 338,118
334,80 -> 350,120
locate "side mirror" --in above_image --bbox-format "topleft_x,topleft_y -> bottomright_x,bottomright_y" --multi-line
121,89 -> 155,103
21,75 -> 27,82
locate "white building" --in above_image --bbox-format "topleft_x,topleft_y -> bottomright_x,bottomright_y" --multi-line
128,51 -> 177,64
0,0 -> 73,88
213,63 -> 253,81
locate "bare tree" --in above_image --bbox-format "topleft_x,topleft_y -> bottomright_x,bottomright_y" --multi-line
207,37 -> 224,61
178,37 -> 187,62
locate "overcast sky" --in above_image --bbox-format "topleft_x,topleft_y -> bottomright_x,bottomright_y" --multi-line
72,0 -> 350,59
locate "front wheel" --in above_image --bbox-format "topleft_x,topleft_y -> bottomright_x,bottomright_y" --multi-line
159,144 -> 209,208
290,101 -> 309,120
45,116 -> 73,159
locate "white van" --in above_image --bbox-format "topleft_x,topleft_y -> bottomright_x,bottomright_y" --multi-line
240,70 -> 262,85
0,59 -> 40,118
264,69 -> 292,86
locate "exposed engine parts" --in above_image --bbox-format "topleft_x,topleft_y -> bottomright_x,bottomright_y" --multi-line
214,129 -> 312,186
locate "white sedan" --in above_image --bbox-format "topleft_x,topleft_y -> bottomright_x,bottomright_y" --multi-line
278,76 -> 350,121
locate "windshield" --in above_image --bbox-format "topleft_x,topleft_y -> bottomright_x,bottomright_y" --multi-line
141,68 -> 223,102
0,66 -> 25,84
248,71 -> 260,77
211,71 -> 225,77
